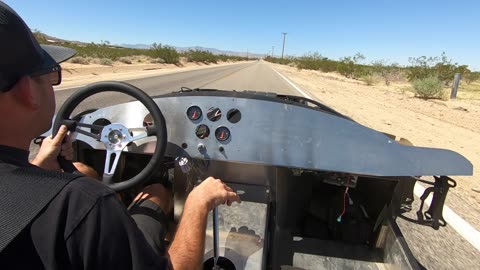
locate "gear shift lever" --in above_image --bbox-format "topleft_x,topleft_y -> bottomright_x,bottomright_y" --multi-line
212,207 -> 220,270
177,157 -> 220,269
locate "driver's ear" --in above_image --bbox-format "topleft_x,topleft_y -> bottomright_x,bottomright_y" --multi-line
11,76 -> 39,110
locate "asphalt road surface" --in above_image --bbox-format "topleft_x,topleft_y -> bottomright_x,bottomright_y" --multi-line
52,60 -> 479,269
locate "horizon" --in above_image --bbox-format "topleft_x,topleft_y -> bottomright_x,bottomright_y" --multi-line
5,0 -> 480,70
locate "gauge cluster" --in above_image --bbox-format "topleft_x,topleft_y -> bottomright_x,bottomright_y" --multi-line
187,106 -> 240,143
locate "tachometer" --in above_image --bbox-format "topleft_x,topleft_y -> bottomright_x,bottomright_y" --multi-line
207,107 -> 222,121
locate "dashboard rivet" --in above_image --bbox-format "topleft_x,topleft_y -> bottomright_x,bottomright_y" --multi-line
219,146 -> 224,152
181,143 -> 188,149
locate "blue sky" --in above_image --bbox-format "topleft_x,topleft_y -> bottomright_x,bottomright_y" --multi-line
5,0 -> 480,70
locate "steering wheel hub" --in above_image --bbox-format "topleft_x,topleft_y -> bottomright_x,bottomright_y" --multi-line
102,124 -> 130,148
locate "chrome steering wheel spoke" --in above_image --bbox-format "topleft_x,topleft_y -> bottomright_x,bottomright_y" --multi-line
129,127 -> 150,142
102,149 -> 123,184
99,123 -> 133,184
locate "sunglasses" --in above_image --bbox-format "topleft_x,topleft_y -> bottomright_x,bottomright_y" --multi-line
30,65 -> 62,86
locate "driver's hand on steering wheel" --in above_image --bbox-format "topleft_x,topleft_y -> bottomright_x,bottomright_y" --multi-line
32,125 -> 73,171
188,177 -> 241,211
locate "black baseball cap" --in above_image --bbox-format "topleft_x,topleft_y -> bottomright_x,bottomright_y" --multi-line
0,1 -> 76,92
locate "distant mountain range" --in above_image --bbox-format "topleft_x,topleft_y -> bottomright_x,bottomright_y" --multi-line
34,31 -> 264,58
119,43 -> 264,58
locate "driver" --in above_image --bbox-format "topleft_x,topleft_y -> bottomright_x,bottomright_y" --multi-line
0,2 -> 241,269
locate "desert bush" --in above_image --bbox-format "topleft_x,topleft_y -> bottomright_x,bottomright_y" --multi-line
150,58 -> 165,64
148,43 -> 179,64
184,50 -> 218,64
69,57 -> 90,65
412,76 -> 444,99
99,58 -> 113,66
408,53 -> 471,86
264,56 -> 293,65
362,75 -> 376,86
337,53 -> 365,78
371,60 -> 402,85
118,57 -> 132,64
293,52 -> 337,72
353,65 -> 372,79
297,52 -> 325,70
464,72 -> 480,84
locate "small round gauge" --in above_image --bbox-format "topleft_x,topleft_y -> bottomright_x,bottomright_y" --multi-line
207,107 -> 222,121
215,126 -> 230,141
187,106 -> 202,121
195,124 -> 210,139
227,109 -> 241,123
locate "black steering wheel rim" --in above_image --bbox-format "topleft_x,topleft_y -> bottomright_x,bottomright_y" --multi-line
53,81 -> 167,191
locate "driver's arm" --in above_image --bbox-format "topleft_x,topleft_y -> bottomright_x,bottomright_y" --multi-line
167,177 -> 241,269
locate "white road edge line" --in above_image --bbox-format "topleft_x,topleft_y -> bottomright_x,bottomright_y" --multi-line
272,68 -> 314,100
413,184 -> 480,252
272,66 -> 480,253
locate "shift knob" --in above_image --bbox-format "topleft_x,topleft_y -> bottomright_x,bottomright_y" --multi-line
177,157 -> 192,174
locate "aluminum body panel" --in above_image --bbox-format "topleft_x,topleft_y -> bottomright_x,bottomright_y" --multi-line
73,95 -> 473,176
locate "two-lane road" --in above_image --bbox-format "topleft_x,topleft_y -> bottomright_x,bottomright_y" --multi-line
54,61 -> 299,114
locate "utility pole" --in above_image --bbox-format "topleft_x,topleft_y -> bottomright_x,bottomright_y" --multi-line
272,46 -> 274,57
247,48 -> 249,60
281,32 -> 287,59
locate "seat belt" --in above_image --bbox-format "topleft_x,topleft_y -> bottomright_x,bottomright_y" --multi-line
0,163 -> 82,252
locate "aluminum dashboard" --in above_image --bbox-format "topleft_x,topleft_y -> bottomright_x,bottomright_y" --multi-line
72,93 -> 473,177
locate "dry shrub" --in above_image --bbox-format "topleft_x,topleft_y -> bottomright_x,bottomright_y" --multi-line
69,57 -> 90,65
412,76 -> 444,99
118,57 -> 132,64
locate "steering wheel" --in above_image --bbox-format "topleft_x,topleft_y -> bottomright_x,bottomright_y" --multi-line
53,81 -> 167,192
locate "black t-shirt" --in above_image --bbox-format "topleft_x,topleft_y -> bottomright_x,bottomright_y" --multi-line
0,145 -> 169,270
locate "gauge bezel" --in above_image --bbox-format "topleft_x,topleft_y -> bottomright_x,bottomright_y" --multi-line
187,106 -> 203,121
207,107 -> 222,122
227,108 -> 241,123
195,124 -> 210,139
215,126 -> 231,142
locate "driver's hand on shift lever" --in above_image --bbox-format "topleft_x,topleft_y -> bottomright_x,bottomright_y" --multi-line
188,177 -> 241,211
